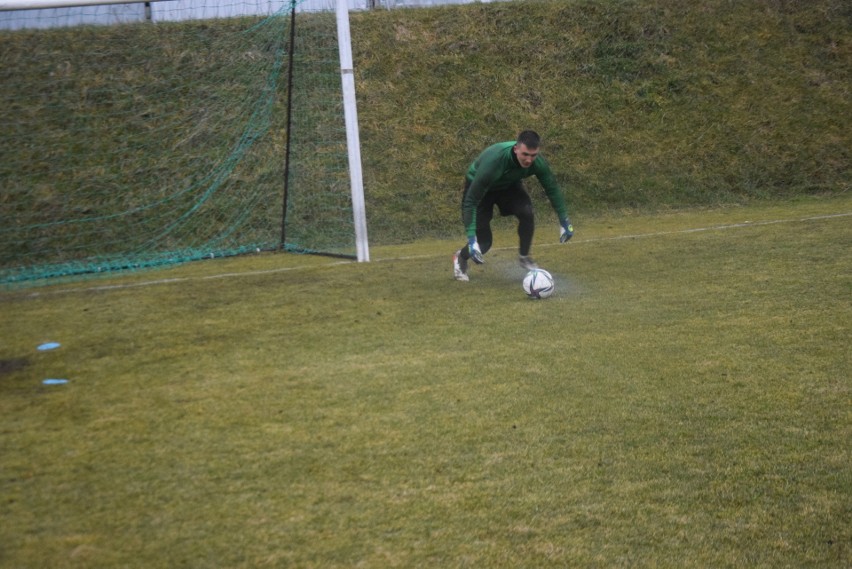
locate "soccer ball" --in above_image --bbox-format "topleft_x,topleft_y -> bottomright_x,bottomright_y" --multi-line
523,269 -> 555,299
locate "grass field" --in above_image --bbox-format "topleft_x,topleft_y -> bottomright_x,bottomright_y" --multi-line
1,196 -> 850,568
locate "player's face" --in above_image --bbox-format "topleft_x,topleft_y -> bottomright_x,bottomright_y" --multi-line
514,143 -> 539,168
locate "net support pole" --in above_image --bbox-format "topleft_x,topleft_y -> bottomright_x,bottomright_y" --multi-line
280,0 -> 297,249
336,0 -> 369,262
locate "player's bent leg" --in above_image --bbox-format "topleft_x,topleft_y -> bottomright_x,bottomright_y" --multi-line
497,184 -> 536,264
475,209 -> 495,255
516,205 -> 535,254
517,205 -> 537,269
452,250 -> 469,281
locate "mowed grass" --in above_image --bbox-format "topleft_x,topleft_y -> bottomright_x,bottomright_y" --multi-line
1,197 -> 850,568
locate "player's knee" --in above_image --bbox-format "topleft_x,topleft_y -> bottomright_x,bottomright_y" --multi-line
517,208 -> 534,226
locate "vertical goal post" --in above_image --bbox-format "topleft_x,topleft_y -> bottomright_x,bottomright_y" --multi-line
336,0 -> 368,262
0,0 -> 369,286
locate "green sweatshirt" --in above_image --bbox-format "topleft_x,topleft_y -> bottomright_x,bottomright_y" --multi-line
462,140 -> 568,238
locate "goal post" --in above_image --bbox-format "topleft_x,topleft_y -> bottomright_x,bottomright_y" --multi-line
336,0 -> 368,262
0,0 -> 369,287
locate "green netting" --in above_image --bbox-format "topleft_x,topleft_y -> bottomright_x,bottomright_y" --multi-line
286,7 -> 354,255
0,2 -> 355,287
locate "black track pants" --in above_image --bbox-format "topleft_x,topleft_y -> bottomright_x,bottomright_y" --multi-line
458,180 -> 535,260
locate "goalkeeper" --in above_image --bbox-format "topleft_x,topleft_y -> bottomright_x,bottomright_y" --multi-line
452,130 -> 573,281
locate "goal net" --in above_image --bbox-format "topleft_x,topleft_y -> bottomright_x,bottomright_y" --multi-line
0,0 -> 366,286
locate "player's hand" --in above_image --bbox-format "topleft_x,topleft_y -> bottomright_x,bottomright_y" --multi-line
560,219 -> 574,243
468,237 -> 484,264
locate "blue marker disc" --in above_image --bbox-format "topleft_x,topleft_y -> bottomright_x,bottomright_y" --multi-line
37,342 -> 61,351
43,379 -> 68,385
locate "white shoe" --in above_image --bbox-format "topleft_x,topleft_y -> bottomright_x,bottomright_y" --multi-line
519,255 -> 539,270
453,250 -> 469,281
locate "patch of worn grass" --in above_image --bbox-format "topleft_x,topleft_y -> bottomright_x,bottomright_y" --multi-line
1,197 -> 849,567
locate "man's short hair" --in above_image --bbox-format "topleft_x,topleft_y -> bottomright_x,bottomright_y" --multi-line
516,130 -> 541,149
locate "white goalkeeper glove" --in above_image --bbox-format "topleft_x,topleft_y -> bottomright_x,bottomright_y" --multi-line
559,218 -> 574,243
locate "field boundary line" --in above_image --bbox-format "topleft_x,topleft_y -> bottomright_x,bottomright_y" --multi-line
8,211 -> 851,298
551,211 -> 852,246
393,211 -> 852,259
7,260 -> 355,299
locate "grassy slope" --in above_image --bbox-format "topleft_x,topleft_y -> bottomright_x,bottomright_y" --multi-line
0,0 -> 849,251
352,0 -> 851,242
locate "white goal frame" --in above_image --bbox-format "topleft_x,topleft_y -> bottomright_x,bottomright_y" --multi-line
0,0 -> 370,262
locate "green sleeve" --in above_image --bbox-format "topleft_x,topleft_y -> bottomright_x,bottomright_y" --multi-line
534,156 -> 568,222
461,148 -> 506,239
